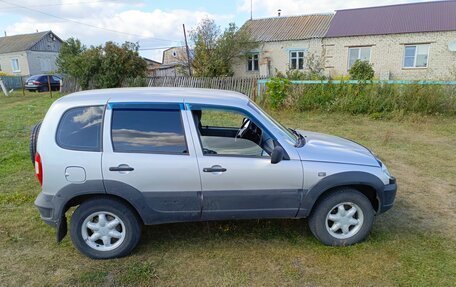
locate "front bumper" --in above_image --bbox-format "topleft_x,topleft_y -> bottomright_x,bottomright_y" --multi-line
378,177 -> 397,213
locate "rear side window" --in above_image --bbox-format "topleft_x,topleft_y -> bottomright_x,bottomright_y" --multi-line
111,109 -> 188,154
56,106 -> 104,151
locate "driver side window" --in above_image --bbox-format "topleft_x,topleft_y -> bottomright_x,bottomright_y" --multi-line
192,107 -> 274,157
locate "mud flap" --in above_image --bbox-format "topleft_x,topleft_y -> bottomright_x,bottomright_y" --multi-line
56,215 -> 67,243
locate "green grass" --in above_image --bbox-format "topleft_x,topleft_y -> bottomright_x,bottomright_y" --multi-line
1,91 -> 455,286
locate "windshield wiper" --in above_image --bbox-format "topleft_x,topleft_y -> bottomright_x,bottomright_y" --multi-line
289,128 -> 306,147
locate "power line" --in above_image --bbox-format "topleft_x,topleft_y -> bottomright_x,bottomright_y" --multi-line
0,0 -> 116,10
138,46 -> 177,51
0,0 -> 180,43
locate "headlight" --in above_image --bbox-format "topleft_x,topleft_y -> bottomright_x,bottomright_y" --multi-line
376,157 -> 392,178
381,163 -> 391,178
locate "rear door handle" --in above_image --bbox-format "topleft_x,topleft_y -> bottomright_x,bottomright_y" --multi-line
203,166 -> 227,173
109,165 -> 134,172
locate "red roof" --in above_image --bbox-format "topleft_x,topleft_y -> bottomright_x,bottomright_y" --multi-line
326,1 -> 456,37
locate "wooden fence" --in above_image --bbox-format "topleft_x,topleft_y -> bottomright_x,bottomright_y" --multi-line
60,77 -> 82,94
0,76 -> 28,90
60,76 -> 264,99
147,76 -> 265,99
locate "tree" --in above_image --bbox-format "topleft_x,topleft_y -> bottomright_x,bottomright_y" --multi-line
349,60 -> 375,81
56,38 -> 97,89
97,41 -> 147,88
191,18 -> 257,77
57,39 -> 147,89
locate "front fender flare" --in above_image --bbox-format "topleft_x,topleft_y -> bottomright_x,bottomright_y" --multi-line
297,171 -> 385,217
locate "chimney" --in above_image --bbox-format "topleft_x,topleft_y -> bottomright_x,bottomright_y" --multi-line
3,31 -> 6,37
278,9 -> 281,17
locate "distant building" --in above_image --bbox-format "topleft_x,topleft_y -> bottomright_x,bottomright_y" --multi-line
232,1 -> 456,80
142,57 -> 162,77
156,46 -> 191,77
232,14 -> 334,77
324,1 -> 456,80
0,31 -> 63,76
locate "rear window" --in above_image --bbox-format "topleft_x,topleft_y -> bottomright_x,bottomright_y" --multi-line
27,75 -> 39,81
111,109 -> 188,154
56,106 -> 104,151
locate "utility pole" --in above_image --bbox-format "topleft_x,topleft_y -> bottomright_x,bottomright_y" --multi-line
250,0 -> 253,20
182,24 -> 192,76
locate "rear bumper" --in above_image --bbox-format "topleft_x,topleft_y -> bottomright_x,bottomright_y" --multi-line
34,192 -> 58,228
25,86 -> 40,91
378,178 -> 397,214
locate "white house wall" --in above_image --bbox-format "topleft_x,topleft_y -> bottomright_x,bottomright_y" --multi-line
233,31 -> 456,80
0,51 -> 30,75
232,38 -> 323,77
324,31 -> 456,80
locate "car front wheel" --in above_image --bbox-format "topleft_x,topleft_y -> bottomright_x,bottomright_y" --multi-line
308,188 -> 374,246
70,198 -> 141,259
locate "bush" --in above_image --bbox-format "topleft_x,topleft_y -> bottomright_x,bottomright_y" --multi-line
349,60 -> 374,80
265,77 -> 291,109
302,83 -> 455,115
264,81 -> 456,115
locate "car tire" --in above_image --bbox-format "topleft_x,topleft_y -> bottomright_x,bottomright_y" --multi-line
70,198 -> 142,259
29,122 -> 42,166
308,188 -> 374,246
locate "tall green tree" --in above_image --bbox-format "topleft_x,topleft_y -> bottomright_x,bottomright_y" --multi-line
57,39 -> 147,90
191,18 -> 257,77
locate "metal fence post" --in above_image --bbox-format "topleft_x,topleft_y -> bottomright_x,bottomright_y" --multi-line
0,77 -> 9,96
21,76 -> 25,96
47,75 -> 52,98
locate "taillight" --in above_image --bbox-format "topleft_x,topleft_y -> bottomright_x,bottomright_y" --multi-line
35,153 -> 43,186
33,81 -> 41,85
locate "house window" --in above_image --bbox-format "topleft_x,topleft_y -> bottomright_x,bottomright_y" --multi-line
11,59 -> 20,72
348,47 -> 371,68
403,44 -> 430,68
289,50 -> 305,70
247,53 -> 259,71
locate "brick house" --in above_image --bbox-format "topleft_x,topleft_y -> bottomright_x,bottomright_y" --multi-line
0,31 -> 63,76
233,1 -> 456,80
232,14 -> 333,77
324,1 -> 456,80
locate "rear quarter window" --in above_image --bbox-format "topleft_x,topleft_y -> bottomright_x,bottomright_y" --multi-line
56,106 -> 104,151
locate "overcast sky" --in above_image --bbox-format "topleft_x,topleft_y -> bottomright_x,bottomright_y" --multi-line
0,0 -> 435,61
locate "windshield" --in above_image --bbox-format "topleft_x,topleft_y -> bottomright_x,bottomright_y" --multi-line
248,101 -> 298,145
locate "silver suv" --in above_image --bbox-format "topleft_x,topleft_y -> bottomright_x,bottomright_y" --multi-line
32,88 -> 397,259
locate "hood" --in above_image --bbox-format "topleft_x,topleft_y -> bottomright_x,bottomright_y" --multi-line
296,130 -> 380,167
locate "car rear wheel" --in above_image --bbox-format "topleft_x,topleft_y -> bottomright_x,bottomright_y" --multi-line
308,188 -> 374,246
70,198 -> 142,259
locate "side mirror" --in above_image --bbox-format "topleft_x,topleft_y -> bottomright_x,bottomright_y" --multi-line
271,146 -> 285,164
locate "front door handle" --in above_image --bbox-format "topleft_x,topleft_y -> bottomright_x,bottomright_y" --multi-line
109,165 -> 134,172
203,166 -> 227,173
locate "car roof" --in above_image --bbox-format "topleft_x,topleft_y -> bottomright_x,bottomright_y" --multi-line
57,87 -> 251,106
